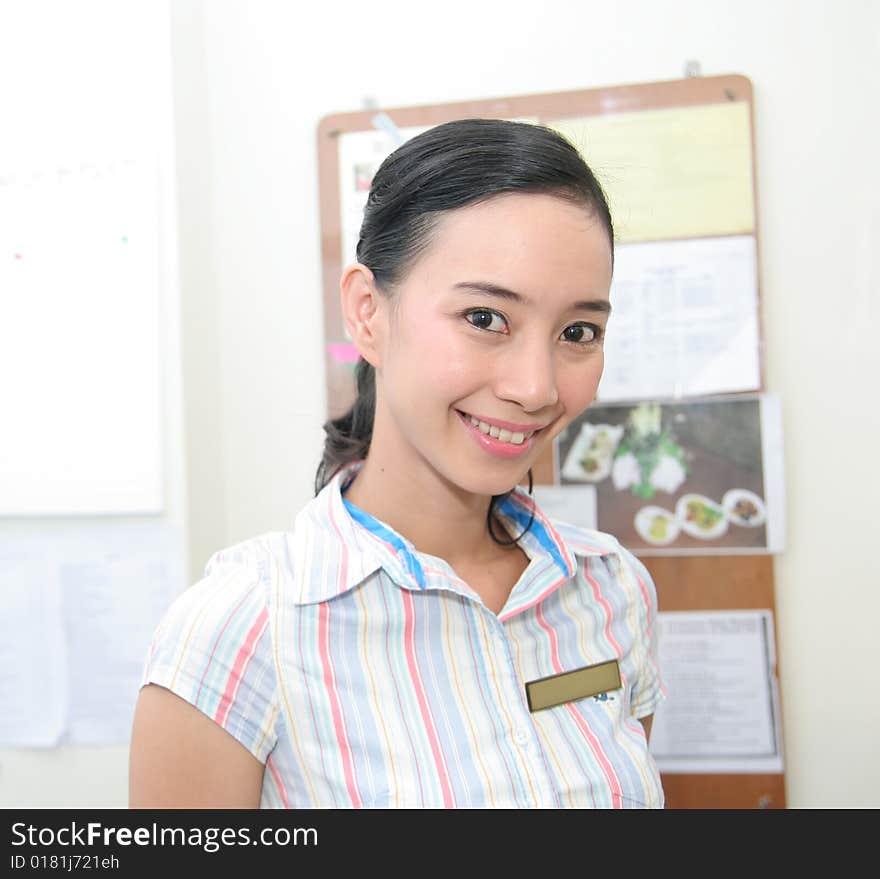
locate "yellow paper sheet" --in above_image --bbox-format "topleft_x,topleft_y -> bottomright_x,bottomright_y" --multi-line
549,102 -> 755,242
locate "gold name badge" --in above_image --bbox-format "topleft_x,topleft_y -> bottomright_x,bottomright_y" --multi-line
525,659 -> 621,712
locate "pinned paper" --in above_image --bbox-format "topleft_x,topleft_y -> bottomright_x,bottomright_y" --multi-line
649,610 -> 784,773
599,235 -> 761,401
0,520 -> 186,747
550,102 -> 755,242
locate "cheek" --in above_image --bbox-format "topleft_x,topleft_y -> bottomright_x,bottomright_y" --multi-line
559,355 -> 605,411
389,323 -> 477,399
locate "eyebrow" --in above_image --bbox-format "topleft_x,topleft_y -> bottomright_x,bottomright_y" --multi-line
452,281 -> 612,315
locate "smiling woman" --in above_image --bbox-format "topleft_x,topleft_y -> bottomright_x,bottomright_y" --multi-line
130,118 -> 666,809
340,190 -> 613,529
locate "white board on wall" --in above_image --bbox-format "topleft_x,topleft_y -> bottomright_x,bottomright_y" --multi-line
0,160 -> 163,515
0,1 -> 169,515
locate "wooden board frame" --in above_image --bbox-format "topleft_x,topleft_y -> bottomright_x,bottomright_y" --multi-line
316,74 -> 785,809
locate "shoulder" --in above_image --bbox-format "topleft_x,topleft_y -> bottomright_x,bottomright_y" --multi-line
141,532 -> 293,762
547,516 -> 642,570
548,517 -> 657,600
148,532 -> 296,660
155,532 -> 283,635
144,532 -> 285,674
549,517 -> 626,558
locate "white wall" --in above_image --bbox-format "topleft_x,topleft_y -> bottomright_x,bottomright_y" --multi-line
4,0 -> 877,808
0,1 -> 185,807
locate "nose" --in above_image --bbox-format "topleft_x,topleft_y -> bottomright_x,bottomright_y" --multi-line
492,339 -> 559,413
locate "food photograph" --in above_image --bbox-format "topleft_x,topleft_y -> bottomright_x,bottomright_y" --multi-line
556,396 -> 774,553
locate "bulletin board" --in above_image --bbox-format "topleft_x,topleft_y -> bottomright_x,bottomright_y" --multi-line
316,74 -> 786,809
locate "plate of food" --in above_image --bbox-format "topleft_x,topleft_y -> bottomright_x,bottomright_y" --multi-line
561,422 -> 624,482
722,489 -> 767,527
634,506 -> 680,546
676,493 -> 728,539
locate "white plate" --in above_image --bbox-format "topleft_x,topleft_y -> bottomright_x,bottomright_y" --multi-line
676,493 -> 728,539
560,422 -> 624,483
722,488 -> 767,527
634,505 -> 680,545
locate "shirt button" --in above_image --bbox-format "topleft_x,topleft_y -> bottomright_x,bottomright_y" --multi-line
514,727 -> 530,746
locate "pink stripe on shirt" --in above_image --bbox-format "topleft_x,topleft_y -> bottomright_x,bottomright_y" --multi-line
318,601 -> 363,807
195,587 -> 253,704
402,589 -> 456,807
535,602 -> 624,808
214,606 -> 269,728
584,561 -> 624,658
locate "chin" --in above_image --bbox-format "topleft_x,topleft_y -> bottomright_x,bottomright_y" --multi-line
452,468 -> 529,499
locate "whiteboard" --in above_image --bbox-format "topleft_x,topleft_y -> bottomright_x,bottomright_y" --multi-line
0,1 -> 169,515
0,161 -> 163,514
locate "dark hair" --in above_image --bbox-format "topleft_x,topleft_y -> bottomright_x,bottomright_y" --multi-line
315,118 -> 614,546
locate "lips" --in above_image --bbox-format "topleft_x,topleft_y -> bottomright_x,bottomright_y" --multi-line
454,408 -> 555,463
457,410 -> 541,446
457,409 -> 547,433
456,410 -> 547,435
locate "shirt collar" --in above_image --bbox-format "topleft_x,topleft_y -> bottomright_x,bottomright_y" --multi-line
290,459 -> 609,606
289,461 -> 384,605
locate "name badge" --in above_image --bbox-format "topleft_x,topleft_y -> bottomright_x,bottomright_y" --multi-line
525,659 -> 621,712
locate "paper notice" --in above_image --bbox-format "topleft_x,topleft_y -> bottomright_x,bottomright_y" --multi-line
0,543 -> 67,747
0,521 -> 185,747
550,102 -> 755,242
532,484 -> 597,530
598,235 -> 761,401
649,609 -> 784,773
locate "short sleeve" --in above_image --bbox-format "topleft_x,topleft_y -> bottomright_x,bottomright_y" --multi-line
140,545 -> 279,763
617,546 -> 667,719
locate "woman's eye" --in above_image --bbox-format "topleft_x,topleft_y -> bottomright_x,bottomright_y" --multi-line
562,323 -> 601,345
465,309 -> 506,332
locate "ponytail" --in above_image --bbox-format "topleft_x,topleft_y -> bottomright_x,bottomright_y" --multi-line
314,356 -> 376,495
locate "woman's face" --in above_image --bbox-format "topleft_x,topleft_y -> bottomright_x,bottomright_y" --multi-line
373,192 -> 614,498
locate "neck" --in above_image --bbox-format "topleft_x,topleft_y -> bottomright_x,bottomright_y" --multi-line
341,455 -> 515,567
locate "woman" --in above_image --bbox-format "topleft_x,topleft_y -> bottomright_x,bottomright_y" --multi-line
129,118 -> 665,808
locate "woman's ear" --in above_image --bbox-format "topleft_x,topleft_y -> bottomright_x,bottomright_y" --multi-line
339,264 -> 386,369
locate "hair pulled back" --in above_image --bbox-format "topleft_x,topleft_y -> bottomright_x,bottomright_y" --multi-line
315,118 -> 613,546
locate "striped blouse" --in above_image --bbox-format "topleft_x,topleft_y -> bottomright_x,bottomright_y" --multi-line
141,459 -> 666,808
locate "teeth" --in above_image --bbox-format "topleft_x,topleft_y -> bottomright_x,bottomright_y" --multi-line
465,414 -> 534,445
